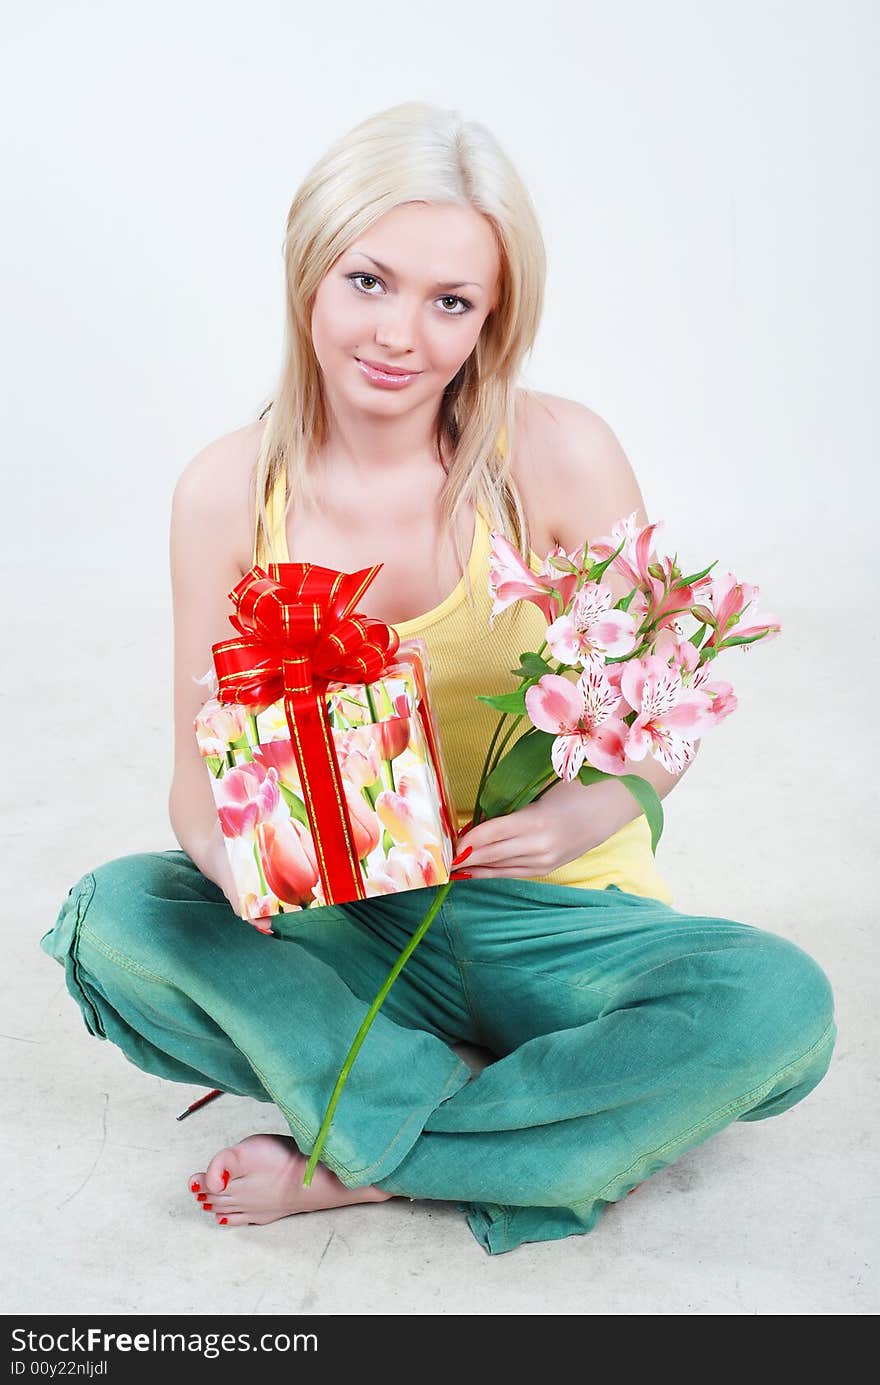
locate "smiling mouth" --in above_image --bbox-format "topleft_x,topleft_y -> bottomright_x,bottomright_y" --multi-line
356,357 -> 422,377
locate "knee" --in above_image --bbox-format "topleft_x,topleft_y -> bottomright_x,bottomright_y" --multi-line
717,930 -> 836,1075
61,851 -> 188,959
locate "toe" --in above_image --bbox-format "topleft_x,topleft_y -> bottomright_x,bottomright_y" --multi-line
205,1147 -> 241,1196
188,1173 -> 206,1195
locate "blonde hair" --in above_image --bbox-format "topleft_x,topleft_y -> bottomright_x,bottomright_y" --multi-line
251,99 -> 547,611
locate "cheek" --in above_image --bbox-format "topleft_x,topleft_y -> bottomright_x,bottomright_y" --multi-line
312,281 -> 361,346
431,320 -> 483,372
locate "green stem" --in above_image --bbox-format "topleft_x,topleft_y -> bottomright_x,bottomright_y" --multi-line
252,839 -> 268,895
302,878 -> 453,1185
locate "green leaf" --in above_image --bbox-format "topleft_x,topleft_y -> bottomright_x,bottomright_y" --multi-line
579,766 -> 664,852
585,535 -> 627,585
515,651 -> 556,678
476,728 -> 556,818
718,630 -> 769,649
678,559 -> 718,587
278,784 -> 310,827
475,689 -> 530,715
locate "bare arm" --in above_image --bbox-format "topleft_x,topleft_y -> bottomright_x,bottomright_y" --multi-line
168,431 -> 256,906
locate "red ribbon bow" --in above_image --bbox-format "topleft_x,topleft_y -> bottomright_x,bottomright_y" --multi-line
211,559 -> 401,905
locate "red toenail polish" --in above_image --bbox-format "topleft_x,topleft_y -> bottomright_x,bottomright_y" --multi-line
219,1217 -> 228,1224
190,1181 -> 200,1192
197,1192 -> 207,1201
202,1202 -> 213,1211
221,1169 -> 230,1189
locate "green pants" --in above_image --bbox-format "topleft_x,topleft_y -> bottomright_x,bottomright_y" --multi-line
39,849 -> 837,1255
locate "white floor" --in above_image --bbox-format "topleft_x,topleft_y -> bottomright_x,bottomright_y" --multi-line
7,559 -> 876,1315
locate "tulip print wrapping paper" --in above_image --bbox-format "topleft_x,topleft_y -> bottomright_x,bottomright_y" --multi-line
193,638 -> 459,927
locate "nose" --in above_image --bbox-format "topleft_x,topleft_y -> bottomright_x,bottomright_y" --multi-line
374,298 -> 419,356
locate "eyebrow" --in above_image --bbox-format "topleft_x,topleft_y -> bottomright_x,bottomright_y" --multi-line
346,249 -> 483,291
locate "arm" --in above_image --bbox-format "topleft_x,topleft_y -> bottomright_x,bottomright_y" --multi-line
168,434 -> 254,908
538,746 -> 695,853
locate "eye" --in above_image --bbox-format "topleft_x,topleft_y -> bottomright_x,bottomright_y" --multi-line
346,273 -> 473,316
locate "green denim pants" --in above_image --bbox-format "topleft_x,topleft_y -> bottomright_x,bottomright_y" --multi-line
39,849 -> 837,1255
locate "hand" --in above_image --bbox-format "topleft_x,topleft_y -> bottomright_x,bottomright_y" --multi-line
451,778 -> 621,880
204,823 -> 241,911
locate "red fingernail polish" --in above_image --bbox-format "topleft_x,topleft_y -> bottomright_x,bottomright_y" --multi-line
218,1216 -> 228,1224
221,1169 -> 230,1189
190,1180 -> 200,1192
451,845 -> 473,865
451,870 -> 472,880
202,1202 -> 213,1211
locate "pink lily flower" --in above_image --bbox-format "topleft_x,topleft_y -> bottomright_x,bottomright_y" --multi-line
699,572 -> 782,652
487,531 -> 585,627
589,511 -> 713,631
545,579 -> 639,665
524,662 -> 633,781
619,654 -> 715,773
215,761 -> 281,840
649,628 -> 738,729
586,510 -> 665,618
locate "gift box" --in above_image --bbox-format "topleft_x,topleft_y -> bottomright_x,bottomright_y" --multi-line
192,558 -> 459,925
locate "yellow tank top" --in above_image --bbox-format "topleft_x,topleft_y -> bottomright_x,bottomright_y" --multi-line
253,433 -> 674,904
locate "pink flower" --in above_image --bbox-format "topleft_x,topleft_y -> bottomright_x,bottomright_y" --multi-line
375,787 -> 435,848
698,572 -> 782,653
588,510 -> 665,593
545,580 -> 639,666
589,511 -> 713,631
372,716 -> 412,762
649,628 -> 737,730
524,663 -> 633,781
343,783 -> 382,859
252,738 -> 302,790
239,893 -> 277,933
194,701 -> 248,758
215,761 -> 281,840
487,532 -> 583,627
256,817 -> 319,907
365,844 -> 444,895
619,654 -> 715,773
335,727 -> 382,790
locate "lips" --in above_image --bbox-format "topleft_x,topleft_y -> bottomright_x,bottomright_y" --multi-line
356,357 -> 421,376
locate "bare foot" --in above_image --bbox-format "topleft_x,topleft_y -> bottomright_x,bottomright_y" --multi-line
187,1132 -> 398,1226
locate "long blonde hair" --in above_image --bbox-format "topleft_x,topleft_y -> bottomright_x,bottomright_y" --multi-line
252,99 -> 547,611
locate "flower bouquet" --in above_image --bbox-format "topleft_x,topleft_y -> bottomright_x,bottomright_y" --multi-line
301,508 -> 781,1183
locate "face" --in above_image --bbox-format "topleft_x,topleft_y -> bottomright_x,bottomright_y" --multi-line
310,200 -> 501,414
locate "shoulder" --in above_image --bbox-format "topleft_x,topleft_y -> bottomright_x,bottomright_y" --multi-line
172,418 -> 266,572
511,389 -> 652,600
515,388 -> 649,533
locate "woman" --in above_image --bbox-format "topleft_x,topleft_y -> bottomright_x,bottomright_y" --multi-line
40,101 -> 837,1256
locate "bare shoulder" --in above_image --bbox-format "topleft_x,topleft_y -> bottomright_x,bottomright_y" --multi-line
510,389 -> 653,603
173,417 -> 265,574
514,388 -> 650,536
